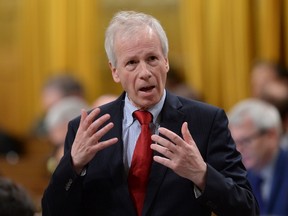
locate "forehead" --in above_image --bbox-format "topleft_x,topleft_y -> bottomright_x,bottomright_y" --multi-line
230,117 -> 257,133
252,66 -> 277,80
115,26 -> 161,52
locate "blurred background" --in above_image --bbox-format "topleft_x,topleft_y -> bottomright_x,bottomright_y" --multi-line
0,0 -> 288,213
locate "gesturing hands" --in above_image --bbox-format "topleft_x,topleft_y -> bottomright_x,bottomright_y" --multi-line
71,108 -> 118,174
69,108 -> 207,190
151,122 -> 207,190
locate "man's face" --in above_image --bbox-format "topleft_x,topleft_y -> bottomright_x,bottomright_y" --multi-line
109,27 -> 169,110
250,66 -> 278,97
230,118 -> 273,171
42,87 -> 63,110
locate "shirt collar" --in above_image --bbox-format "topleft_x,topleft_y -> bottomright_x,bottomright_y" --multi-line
123,90 -> 166,127
259,149 -> 279,181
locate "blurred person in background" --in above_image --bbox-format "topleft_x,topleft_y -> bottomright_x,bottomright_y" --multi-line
44,96 -> 89,174
0,176 -> 35,216
0,128 -> 23,163
258,73 -> 288,150
92,94 -> 118,108
228,98 -> 288,215
165,66 -> 203,101
250,60 -> 288,98
30,74 -> 86,139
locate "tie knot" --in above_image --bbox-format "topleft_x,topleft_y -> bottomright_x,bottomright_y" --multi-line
133,110 -> 152,125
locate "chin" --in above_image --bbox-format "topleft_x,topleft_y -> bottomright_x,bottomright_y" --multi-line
139,102 -> 157,110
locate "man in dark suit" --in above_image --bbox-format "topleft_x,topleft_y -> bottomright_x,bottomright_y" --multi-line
42,11 -> 258,216
229,98 -> 288,215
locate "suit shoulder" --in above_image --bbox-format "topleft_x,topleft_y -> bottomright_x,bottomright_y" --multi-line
177,96 -> 223,114
98,98 -> 124,115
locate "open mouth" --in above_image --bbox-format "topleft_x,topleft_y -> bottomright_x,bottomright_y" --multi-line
140,86 -> 155,92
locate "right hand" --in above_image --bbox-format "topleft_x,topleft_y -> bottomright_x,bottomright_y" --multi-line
71,108 -> 118,174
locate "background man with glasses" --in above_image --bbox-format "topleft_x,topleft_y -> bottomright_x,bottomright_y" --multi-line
228,98 -> 288,215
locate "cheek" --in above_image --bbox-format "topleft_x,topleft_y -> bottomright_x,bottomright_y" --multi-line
49,125 -> 67,145
119,75 -> 135,92
250,144 -> 265,161
162,74 -> 167,85
156,70 -> 167,86
241,147 -> 251,159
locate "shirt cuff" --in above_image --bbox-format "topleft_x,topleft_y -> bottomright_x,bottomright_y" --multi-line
194,185 -> 202,198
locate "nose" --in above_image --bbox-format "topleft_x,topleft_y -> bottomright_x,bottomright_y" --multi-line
138,62 -> 152,79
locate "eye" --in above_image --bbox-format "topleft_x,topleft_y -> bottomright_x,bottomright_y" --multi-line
148,56 -> 157,62
147,56 -> 158,66
126,60 -> 137,66
125,60 -> 138,71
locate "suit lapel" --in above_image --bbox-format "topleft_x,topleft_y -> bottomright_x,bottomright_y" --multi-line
143,92 -> 185,214
100,93 -> 136,214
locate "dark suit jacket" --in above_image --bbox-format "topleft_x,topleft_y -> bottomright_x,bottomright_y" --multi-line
248,148 -> 288,215
42,91 -> 259,216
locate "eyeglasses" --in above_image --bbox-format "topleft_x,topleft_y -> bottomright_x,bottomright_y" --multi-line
234,129 -> 267,146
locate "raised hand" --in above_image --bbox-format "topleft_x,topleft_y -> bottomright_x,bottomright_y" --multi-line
71,108 -> 118,174
151,122 -> 207,190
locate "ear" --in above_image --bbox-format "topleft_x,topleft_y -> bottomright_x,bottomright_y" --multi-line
109,62 -> 120,83
165,57 -> 169,72
266,128 -> 279,149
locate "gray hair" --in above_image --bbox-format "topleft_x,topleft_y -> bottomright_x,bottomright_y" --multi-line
104,11 -> 169,67
228,98 -> 282,134
45,96 -> 89,131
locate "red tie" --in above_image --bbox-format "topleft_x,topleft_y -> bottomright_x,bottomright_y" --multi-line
128,110 -> 153,216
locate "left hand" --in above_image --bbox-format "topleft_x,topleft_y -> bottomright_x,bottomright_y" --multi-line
151,122 -> 207,190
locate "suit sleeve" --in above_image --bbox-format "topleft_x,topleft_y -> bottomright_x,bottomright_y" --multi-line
195,108 -> 259,216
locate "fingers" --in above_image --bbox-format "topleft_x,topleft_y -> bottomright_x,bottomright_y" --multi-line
152,154 -> 172,169
79,108 -> 113,136
181,122 -> 195,145
79,108 -> 88,126
151,140 -> 174,158
91,137 -> 118,152
151,123 -> 207,185
79,108 -> 101,131
86,114 -> 112,137
71,108 -> 119,172
151,125 -> 186,149
151,127 -> 179,161
90,121 -> 114,143
151,122 -> 195,158
78,108 -> 116,147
